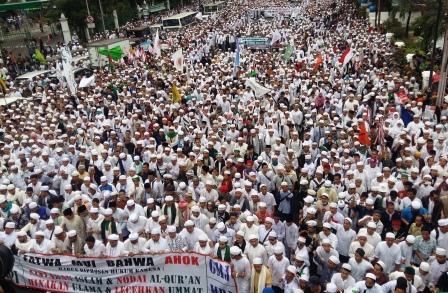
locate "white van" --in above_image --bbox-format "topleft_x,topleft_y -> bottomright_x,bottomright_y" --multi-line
13,70 -> 52,88
162,12 -> 198,29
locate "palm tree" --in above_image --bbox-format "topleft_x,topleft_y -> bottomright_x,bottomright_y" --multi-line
398,0 -> 413,37
412,0 -> 447,50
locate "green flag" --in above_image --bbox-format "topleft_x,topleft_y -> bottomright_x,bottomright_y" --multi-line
283,44 -> 293,61
98,46 -> 124,61
34,49 -> 47,64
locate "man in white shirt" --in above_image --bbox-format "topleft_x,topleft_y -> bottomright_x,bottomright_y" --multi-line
349,232 -> 375,261
145,228 -> 169,253
331,263 -> 356,292
283,265 -> 300,293
332,218 -> 357,263
382,276 -> 417,293
86,207 -> 104,240
0,221 -> 17,248
244,234 -> 268,265
179,220 -> 207,251
15,231 -> 31,253
194,234 -> 212,255
230,246 -> 251,293
359,221 -> 382,248
126,213 -> 147,235
429,247 -> 448,287
29,231 -> 55,254
267,246 -> 290,291
374,232 -> 402,273
84,235 -> 106,257
124,232 -> 149,255
105,234 -> 128,257
349,248 -> 374,282
353,273 -> 383,293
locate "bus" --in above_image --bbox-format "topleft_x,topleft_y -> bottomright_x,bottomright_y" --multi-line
203,1 -> 226,15
162,12 -> 198,29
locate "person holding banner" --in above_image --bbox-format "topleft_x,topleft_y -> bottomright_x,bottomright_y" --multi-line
84,235 -> 106,257
105,234 -> 128,257
145,227 -> 169,253
231,246 -> 252,293
29,231 -> 54,254
124,232 -> 149,255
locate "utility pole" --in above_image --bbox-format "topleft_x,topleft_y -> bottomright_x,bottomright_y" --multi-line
85,0 -> 91,15
437,29 -> 448,106
98,0 -> 106,32
427,0 -> 443,102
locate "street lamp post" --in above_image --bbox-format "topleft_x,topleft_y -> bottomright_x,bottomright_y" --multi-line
436,29 -> 448,106
427,0 -> 443,103
137,5 -> 142,18
98,0 -> 106,32
143,1 -> 149,21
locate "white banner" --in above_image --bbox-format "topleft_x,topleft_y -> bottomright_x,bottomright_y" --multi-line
9,253 -> 237,293
245,78 -> 271,98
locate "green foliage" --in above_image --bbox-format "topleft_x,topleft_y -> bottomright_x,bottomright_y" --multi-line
43,0 -> 138,40
383,17 -> 406,39
412,0 -> 448,50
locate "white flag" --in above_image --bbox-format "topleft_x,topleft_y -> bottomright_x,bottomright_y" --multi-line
61,47 -> 76,94
271,30 -> 281,45
172,49 -> 184,72
153,30 -> 161,57
195,12 -> 203,21
79,75 -> 95,88
245,78 -> 271,97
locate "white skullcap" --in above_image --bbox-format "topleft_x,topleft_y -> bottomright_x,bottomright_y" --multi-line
151,227 -> 161,235
35,231 -> 45,237
198,234 -> 208,241
184,220 -> 194,227
385,232 -> 395,239
406,235 -> 416,244
273,246 -> 284,254
253,257 -> 263,265
54,226 -> 63,235
342,263 -> 352,271
30,213 -> 40,220
167,226 -> 176,233
217,222 -> 226,231
248,234 -> 258,240
367,222 -> 377,229
419,262 -> 430,272
108,234 -> 119,241
5,222 -> 15,229
286,265 -> 297,274
435,247 -> 446,256
67,230 -> 77,237
329,255 -> 340,265
230,246 -> 241,255
365,273 -> 376,281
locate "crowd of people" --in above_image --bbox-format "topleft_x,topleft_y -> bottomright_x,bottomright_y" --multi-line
0,0 -> 448,292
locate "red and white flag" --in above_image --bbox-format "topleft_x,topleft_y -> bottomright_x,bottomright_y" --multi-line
172,49 -> 184,72
338,48 -> 354,68
153,30 -> 161,57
